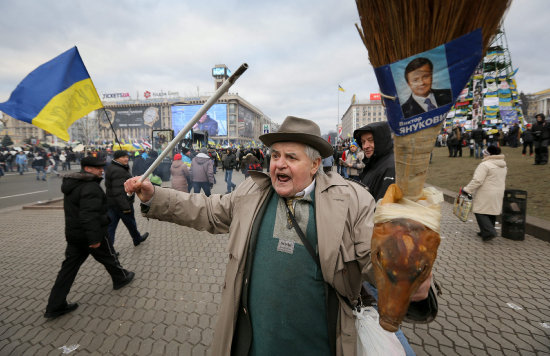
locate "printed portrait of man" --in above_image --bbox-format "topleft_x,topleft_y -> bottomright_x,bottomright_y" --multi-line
400,57 -> 453,118
193,114 -> 219,137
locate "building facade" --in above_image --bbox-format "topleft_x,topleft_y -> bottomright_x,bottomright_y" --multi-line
526,88 -> 550,121
0,63 -> 279,148
340,98 -> 386,140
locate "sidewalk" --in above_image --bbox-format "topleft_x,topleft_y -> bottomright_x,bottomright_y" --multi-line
0,169 -> 549,355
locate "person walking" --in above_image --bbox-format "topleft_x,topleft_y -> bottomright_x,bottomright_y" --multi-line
521,124 -> 534,157
532,113 -> 550,165
462,145 -> 507,241
222,149 -> 237,193
170,153 -> 190,193
15,151 -> 27,175
44,156 -> 135,319
32,152 -> 47,180
190,147 -> 214,196
105,150 -> 149,250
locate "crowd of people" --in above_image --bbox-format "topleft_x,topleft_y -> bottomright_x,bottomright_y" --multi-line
433,114 -> 549,165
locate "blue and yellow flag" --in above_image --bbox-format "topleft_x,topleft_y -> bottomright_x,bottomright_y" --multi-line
0,47 -> 103,141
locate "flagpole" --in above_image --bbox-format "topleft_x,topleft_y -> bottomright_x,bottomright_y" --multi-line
137,63 -> 248,184
337,85 -> 340,145
102,108 -> 121,147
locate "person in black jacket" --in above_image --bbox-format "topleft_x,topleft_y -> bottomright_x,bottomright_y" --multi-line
223,149 -> 237,193
44,156 -> 135,319
522,124 -> 534,156
471,124 -> 487,159
105,150 -> 149,250
532,113 -> 550,165
354,121 -> 396,201
132,151 -> 147,176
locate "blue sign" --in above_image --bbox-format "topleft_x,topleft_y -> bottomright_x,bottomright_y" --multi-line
171,103 -> 228,137
374,29 -> 482,136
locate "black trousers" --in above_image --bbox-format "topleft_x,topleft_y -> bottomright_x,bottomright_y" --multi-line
475,213 -> 497,238
46,235 -> 131,312
534,139 -> 549,164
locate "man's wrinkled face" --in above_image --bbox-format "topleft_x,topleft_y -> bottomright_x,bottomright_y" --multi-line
406,64 -> 433,97
269,142 -> 320,198
361,132 -> 375,158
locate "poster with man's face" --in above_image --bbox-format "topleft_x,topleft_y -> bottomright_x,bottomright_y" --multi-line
373,29 -> 483,136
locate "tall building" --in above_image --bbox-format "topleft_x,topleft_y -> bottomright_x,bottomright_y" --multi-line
340,97 -> 386,140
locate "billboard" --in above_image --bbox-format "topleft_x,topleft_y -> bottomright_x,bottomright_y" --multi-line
99,106 -> 161,129
238,105 -> 255,138
171,104 -> 227,137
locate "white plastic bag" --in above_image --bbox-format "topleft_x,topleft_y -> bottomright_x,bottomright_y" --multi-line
354,306 -> 405,356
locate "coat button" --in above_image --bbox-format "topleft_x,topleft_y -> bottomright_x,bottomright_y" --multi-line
244,278 -> 248,285
229,253 -> 233,259
243,307 -> 247,315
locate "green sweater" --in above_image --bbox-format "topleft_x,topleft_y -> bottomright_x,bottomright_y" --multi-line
248,192 -> 330,355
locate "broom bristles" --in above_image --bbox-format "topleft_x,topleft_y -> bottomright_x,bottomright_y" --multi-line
355,0 -> 511,200
355,0 -> 511,67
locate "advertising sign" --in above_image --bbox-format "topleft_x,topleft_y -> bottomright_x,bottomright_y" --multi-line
370,93 -> 381,101
171,103 -> 228,137
99,106 -> 161,129
238,105 -> 255,138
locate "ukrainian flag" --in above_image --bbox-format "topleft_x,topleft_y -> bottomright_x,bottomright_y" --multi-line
0,47 -> 103,141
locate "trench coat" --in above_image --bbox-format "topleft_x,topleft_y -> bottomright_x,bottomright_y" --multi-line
464,154 -> 507,215
145,171 -> 377,355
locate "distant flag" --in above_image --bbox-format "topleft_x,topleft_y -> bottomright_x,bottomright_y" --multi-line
141,141 -> 152,149
0,47 -> 103,141
338,85 -> 345,92
132,142 -> 142,150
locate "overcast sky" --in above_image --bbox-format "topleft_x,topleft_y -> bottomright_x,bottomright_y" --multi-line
0,0 -> 548,135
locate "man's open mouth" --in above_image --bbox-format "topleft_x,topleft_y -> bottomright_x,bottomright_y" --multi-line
277,174 -> 291,183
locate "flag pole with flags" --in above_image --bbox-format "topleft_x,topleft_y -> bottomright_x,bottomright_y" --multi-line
0,47 -> 104,142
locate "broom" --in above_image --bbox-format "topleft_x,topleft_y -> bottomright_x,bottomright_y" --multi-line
354,0 -> 511,332
355,0 -> 511,200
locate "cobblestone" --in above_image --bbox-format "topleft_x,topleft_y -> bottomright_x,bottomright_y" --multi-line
0,173 -> 549,355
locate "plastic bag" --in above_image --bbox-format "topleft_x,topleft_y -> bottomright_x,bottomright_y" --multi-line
355,306 -> 405,356
453,189 -> 472,222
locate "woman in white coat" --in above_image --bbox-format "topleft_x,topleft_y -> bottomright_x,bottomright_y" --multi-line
463,145 -> 507,241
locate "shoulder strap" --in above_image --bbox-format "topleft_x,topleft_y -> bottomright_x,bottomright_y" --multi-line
284,199 -> 321,268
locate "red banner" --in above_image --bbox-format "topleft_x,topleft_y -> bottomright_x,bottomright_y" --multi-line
370,93 -> 381,100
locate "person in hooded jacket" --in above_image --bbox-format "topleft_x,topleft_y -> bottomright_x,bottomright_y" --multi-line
462,145 -> 507,241
190,147 -> 215,196
44,156 -> 134,319
170,153 -> 190,192
354,121 -> 396,201
105,150 -> 149,250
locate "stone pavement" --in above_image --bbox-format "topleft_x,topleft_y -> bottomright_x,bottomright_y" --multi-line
0,169 -> 549,355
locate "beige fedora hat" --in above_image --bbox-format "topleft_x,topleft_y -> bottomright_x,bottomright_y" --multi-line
259,116 -> 333,158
